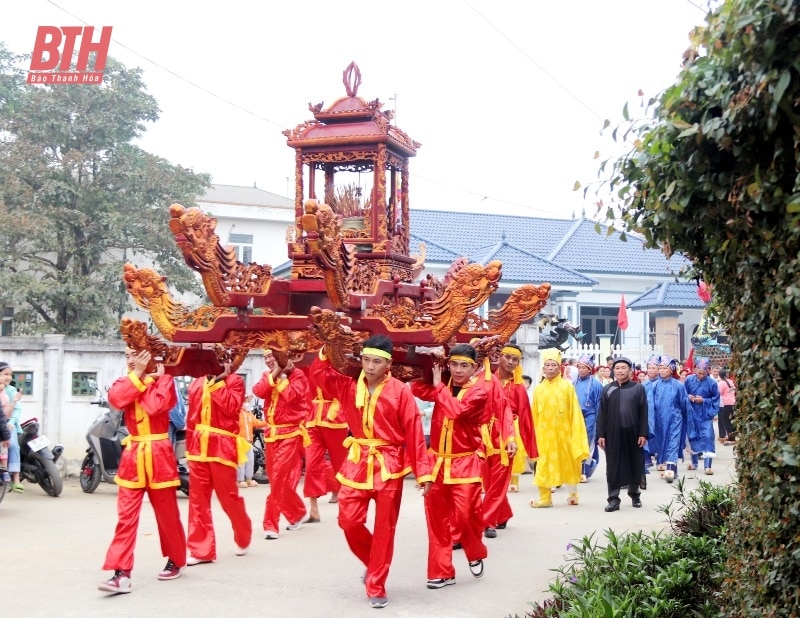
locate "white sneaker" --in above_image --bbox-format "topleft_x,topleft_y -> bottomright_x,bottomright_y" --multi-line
186,555 -> 213,566
285,512 -> 311,531
264,530 -> 279,540
235,545 -> 249,556
98,570 -> 132,594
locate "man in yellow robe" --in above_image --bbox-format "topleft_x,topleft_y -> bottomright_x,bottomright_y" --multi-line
529,349 -> 589,508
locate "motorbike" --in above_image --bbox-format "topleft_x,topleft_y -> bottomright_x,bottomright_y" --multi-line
19,417 -> 64,496
80,384 -> 189,495
79,389 -> 128,493
251,399 -> 268,484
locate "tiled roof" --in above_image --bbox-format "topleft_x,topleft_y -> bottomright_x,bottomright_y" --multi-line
547,219 -> 691,276
410,210 -> 576,258
477,241 -> 597,286
200,184 -> 293,209
628,282 -> 707,310
410,232 -> 462,262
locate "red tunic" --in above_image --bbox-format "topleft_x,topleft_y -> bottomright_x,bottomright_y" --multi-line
497,373 -> 538,459
108,372 -> 178,489
252,369 -> 310,444
187,374 -> 247,467
310,356 -> 432,489
412,377 -> 489,483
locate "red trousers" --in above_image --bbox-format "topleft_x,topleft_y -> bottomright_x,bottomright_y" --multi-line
481,453 -> 513,528
303,425 -> 348,498
103,485 -> 186,572
263,436 -> 306,532
337,479 -> 403,599
425,481 -> 487,579
188,460 -> 252,560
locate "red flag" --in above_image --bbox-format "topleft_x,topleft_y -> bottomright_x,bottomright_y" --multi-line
685,348 -> 694,372
618,295 -> 629,331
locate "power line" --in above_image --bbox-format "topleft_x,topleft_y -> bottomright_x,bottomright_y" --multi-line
45,0 -> 289,130
461,0 -> 605,123
41,0 -> 577,217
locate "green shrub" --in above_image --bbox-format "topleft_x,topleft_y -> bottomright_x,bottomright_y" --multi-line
659,478 -> 736,538
519,482 -> 735,618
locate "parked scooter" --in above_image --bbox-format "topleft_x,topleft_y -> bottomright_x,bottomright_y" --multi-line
79,388 -> 128,493
174,427 -> 190,496
80,382 -> 189,495
19,417 -> 64,496
251,398 -> 268,484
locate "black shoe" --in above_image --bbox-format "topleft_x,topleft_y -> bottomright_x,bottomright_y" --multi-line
468,559 -> 484,578
604,502 -> 620,512
427,577 -> 456,589
484,527 -> 497,539
495,521 -> 507,530
640,475 -> 647,491
632,497 -> 642,508
452,542 -> 462,550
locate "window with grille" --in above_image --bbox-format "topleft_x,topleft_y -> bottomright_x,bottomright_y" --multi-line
72,372 -> 98,396
1,306 -> 13,336
579,306 -> 620,345
12,371 -> 33,396
229,233 -> 253,263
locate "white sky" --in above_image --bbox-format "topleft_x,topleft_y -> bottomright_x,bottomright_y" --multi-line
4,0 -> 710,219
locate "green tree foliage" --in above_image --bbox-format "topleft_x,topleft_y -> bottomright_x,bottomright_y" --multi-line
0,44 -> 209,336
602,1 -> 800,614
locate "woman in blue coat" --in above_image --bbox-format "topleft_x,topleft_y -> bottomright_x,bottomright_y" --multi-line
684,357 -> 720,474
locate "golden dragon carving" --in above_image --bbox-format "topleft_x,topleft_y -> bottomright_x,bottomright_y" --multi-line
119,317 -> 248,375
300,199 -> 356,309
123,264 -> 231,340
309,306 -> 370,376
484,283 -> 553,341
168,203 -> 273,307
423,260 -> 503,342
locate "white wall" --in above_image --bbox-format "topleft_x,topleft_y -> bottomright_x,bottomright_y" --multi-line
0,336 -> 270,473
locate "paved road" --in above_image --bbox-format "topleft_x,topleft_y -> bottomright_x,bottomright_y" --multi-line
3,446 -> 736,618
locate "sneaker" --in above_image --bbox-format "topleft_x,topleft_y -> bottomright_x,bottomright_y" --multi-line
468,559 -> 484,578
369,597 -> 388,609
264,530 -> 279,540
98,569 -> 132,594
186,555 -> 213,566
286,512 -> 310,531
426,577 -> 456,589
484,527 -> 497,539
157,559 -> 183,580
235,545 -> 249,556
495,521 -> 507,530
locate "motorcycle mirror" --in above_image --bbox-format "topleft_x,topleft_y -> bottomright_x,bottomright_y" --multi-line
87,378 -> 98,390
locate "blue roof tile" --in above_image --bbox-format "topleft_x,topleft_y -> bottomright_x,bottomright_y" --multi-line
479,242 -> 597,286
410,209 -> 576,258
628,282 -> 706,310
547,219 -> 691,276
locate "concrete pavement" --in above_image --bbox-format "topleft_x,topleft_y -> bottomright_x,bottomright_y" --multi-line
2,445 -> 736,618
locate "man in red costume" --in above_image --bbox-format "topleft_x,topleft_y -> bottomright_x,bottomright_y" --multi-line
476,352 -> 516,539
310,334 -> 432,610
302,374 -> 347,522
99,349 -> 185,594
412,343 -> 490,589
252,350 -> 310,539
185,361 -> 252,564
484,344 -> 537,534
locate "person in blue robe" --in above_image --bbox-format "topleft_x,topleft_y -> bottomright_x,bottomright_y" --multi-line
650,356 -> 689,483
684,356 -> 720,474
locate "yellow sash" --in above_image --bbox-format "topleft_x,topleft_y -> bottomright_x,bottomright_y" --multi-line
121,432 -> 169,484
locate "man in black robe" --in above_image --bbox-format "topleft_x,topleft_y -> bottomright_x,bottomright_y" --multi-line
597,357 -> 649,512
